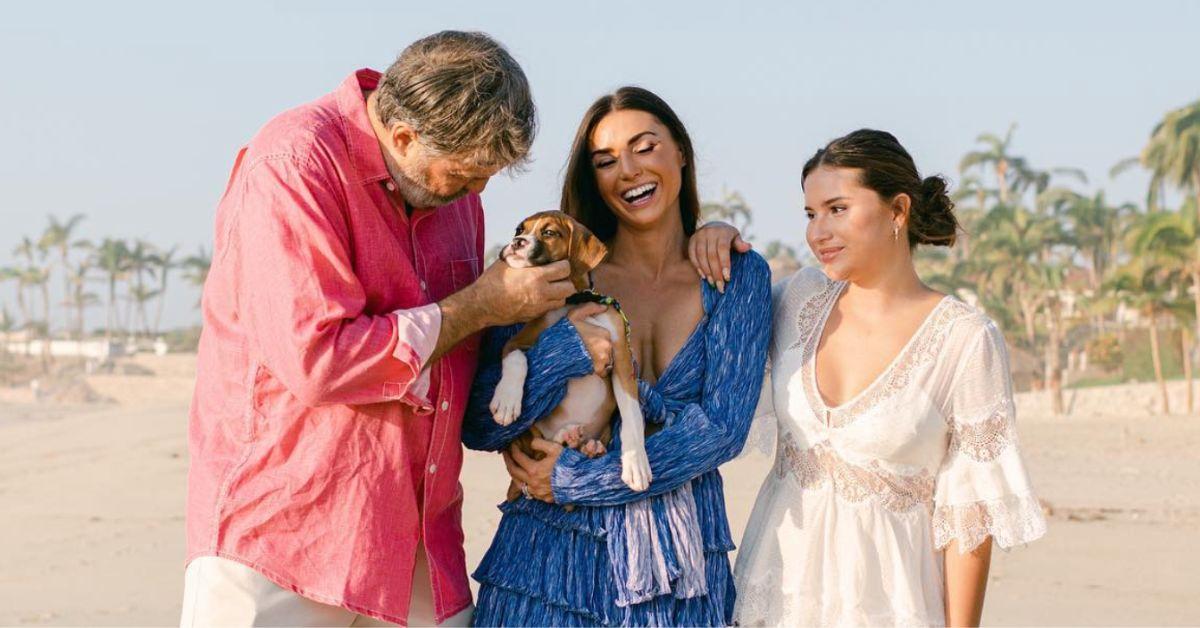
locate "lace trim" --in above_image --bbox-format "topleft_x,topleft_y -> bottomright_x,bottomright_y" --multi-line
799,293 -> 976,428
949,402 -> 1017,462
775,432 -> 935,513
786,274 -> 843,352
933,493 -> 1047,553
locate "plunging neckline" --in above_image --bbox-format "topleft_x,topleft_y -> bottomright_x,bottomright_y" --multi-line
808,281 -> 951,414
590,273 -> 710,389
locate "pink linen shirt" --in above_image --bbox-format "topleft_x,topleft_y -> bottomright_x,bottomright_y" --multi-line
186,69 -> 483,624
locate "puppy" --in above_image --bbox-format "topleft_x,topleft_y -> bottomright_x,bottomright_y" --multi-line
491,210 -> 653,499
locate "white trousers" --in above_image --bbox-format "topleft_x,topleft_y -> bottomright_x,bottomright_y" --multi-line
179,543 -> 472,627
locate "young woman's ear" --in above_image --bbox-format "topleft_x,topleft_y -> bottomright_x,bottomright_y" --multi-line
892,193 -> 913,230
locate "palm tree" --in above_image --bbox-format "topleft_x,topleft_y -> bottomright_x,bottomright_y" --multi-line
92,238 -> 130,343
151,246 -> 178,336
960,124 -> 1021,204
65,258 -> 99,342
700,189 -> 753,239
1165,298 -> 1196,414
0,306 -> 13,367
38,213 -> 86,336
1107,257 -> 1175,415
124,240 -> 158,338
971,200 -> 1074,411
1043,188 -> 1133,293
181,246 -> 212,309
950,175 -> 995,261
1140,99 -> 1200,214
0,266 -> 32,331
28,264 -> 52,371
1116,211 -> 1195,415
1127,202 -> 1200,400
973,203 -> 1063,351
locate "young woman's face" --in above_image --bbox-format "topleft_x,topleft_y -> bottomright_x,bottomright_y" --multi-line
803,165 -> 905,282
589,109 -> 686,232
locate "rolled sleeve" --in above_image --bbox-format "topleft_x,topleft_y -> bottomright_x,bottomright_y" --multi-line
392,303 -> 442,408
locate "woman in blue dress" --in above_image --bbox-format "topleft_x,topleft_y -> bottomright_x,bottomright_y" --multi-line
462,86 -> 771,626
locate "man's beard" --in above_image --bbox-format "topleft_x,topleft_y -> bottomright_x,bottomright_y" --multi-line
388,157 -> 466,209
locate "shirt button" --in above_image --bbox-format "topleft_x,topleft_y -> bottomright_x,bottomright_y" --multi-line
428,464 -> 438,474
420,280 -> 427,291
440,401 -> 449,411
385,181 -> 396,192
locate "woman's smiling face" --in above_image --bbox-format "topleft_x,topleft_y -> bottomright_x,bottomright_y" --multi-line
589,109 -> 686,231
803,164 -> 902,282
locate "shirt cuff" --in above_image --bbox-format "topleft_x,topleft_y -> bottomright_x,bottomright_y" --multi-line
392,303 -> 442,405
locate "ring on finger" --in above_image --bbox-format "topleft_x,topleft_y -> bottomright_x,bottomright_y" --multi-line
521,482 -> 531,499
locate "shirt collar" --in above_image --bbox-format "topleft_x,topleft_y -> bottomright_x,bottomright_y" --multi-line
336,68 -> 391,186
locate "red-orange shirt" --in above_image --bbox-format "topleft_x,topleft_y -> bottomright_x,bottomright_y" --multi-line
186,69 -> 482,623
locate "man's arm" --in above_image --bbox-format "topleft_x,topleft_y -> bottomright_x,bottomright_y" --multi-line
430,259 -> 575,363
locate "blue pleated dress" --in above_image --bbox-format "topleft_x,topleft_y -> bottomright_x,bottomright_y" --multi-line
462,251 -> 772,627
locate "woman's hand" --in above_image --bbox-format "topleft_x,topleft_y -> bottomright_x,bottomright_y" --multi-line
567,302 -> 613,376
688,221 -> 751,293
503,437 -> 564,503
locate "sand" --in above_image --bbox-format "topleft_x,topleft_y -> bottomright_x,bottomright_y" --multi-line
0,354 -> 1198,626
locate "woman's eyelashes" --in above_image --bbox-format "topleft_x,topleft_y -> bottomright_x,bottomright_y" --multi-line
592,143 -> 656,169
804,205 -> 848,220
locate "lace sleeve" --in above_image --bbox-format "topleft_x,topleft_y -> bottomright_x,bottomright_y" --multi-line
735,362 -> 776,458
932,320 -> 1047,553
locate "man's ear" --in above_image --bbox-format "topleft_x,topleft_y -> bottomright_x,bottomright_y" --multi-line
572,223 -> 608,272
390,122 -> 418,158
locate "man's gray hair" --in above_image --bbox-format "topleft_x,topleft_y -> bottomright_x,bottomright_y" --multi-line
376,31 -> 537,170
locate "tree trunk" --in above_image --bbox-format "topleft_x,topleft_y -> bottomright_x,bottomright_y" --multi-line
1182,326 -> 1194,415
39,279 -> 51,373
997,160 -> 1009,205
105,275 -> 116,346
1046,305 -> 1064,415
60,249 -> 72,339
1149,308 -> 1168,415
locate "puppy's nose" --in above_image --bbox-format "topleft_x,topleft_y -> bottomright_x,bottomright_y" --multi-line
511,235 -> 531,250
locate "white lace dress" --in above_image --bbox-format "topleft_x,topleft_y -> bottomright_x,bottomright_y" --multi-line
732,268 -> 1046,627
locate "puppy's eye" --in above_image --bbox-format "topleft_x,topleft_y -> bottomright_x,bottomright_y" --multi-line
542,229 -> 559,238
514,226 -> 522,236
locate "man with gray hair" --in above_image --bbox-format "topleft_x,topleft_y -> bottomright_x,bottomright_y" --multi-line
182,31 -> 580,626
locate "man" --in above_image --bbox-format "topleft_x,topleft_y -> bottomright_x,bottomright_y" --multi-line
182,31 -> 581,626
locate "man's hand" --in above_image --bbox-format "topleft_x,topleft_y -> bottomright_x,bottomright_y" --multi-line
472,259 -> 576,326
432,260 -> 575,362
567,303 -> 613,376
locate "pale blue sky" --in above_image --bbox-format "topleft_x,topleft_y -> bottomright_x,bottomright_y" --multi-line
2,1 -> 1198,328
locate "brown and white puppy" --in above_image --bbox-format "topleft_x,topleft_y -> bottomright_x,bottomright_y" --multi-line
492,210 -> 653,496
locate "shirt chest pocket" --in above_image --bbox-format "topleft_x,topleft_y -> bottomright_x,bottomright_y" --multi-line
425,257 -> 479,301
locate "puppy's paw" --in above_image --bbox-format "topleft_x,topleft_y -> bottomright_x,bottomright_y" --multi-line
581,439 -> 607,458
556,424 -> 585,449
490,377 -> 523,426
620,447 -> 652,492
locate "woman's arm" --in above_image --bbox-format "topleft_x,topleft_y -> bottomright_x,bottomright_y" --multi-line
687,221 -> 751,294
943,537 -> 993,626
462,315 -> 595,451
548,252 -> 773,506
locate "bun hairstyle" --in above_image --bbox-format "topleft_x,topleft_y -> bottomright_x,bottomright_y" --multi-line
801,129 -> 958,248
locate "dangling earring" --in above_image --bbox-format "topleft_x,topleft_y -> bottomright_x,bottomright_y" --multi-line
892,224 -> 900,241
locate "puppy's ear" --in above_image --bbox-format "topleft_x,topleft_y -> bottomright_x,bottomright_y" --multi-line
571,223 -> 608,272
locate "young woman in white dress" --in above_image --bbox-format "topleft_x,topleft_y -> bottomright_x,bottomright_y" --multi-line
692,129 -> 1046,626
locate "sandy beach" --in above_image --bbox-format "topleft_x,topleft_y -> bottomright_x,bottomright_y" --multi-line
1,353 -> 1198,626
